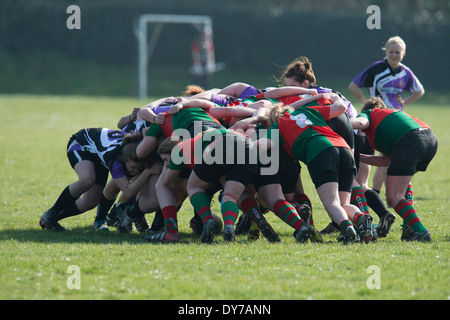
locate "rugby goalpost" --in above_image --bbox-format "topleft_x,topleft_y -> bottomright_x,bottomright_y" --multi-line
135,14 -> 223,100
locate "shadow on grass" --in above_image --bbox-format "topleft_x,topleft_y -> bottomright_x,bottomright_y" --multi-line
0,226 -> 206,245
0,226 -> 295,245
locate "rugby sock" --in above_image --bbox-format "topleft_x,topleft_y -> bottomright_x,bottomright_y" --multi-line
127,199 -> 144,219
56,202 -> 81,221
351,186 -> 370,214
394,199 -> 427,233
340,219 -> 353,232
364,189 -> 387,219
150,209 -> 164,231
353,212 -> 365,225
240,197 -> 265,227
405,183 -> 414,205
95,194 -> 116,222
190,191 -> 213,223
161,205 -> 178,234
221,201 -> 239,226
273,199 -> 303,230
51,186 -> 79,213
293,193 -> 312,210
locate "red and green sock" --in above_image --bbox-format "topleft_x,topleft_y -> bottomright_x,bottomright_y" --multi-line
405,183 -> 414,205
273,199 -> 303,230
353,212 -> 366,226
221,200 -> 239,226
293,193 -> 312,210
240,197 -> 265,227
190,191 -> 213,223
161,205 -> 178,234
340,219 -> 353,232
394,198 -> 426,233
351,186 -> 370,214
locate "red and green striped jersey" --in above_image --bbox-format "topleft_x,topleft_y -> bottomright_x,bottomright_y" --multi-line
357,108 -> 430,155
169,129 -> 249,170
146,107 -> 221,139
267,99 -> 350,164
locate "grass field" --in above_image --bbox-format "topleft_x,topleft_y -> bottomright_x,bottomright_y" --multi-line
0,94 -> 448,300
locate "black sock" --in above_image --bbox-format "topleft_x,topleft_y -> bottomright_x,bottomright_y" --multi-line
51,186 -> 78,213
95,195 -> 116,221
365,189 -> 388,219
150,209 -> 164,231
127,199 -> 144,219
56,202 -> 81,221
332,221 -> 340,230
121,196 -> 136,208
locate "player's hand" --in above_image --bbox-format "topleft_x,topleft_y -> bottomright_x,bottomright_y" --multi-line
155,113 -> 166,124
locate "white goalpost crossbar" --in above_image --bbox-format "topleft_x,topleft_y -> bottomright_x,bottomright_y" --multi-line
136,14 -> 213,100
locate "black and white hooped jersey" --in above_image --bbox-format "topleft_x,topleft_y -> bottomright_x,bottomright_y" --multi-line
67,128 -> 124,170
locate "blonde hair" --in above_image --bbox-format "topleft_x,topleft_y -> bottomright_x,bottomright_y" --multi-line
382,36 -> 406,52
268,103 -> 293,125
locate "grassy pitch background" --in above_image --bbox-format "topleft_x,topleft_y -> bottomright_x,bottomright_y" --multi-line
0,94 -> 448,300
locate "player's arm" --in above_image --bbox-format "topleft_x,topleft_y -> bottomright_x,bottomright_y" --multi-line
400,88 -> 425,107
113,166 -> 153,199
117,107 -> 140,129
359,153 -> 391,167
263,86 -> 317,99
209,105 -> 255,120
328,95 -> 348,119
229,107 -> 269,131
168,98 -> 216,114
348,81 -> 368,103
350,117 -> 370,130
136,135 -> 158,159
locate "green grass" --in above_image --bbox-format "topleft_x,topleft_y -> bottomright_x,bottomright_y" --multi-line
0,94 -> 449,300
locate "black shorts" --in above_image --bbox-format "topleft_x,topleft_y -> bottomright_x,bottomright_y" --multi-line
354,131 -> 374,171
66,137 -> 109,187
194,162 -> 258,186
307,147 -> 356,192
327,113 -> 354,149
387,128 -> 438,176
194,132 -> 258,186
253,147 -> 300,194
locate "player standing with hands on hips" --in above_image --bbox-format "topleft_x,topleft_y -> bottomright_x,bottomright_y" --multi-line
348,36 -> 425,197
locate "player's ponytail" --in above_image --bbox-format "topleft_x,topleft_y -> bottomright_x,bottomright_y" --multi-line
361,97 -> 388,112
278,56 -> 316,87
268,103 -> 293,125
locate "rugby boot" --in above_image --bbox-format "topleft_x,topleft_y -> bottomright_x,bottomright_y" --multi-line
357,214 -> 374,243
39,208 -> 59,230
294,223 -> 313,243
144,228 -> 180,243
223,224 -> 236,242
201,218 -> 219,244
376,211 -> 396,238
401,225 -> 432,242
342,226 -> 357,245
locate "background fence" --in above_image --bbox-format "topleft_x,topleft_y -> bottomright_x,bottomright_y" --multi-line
0,0 -> 448,100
